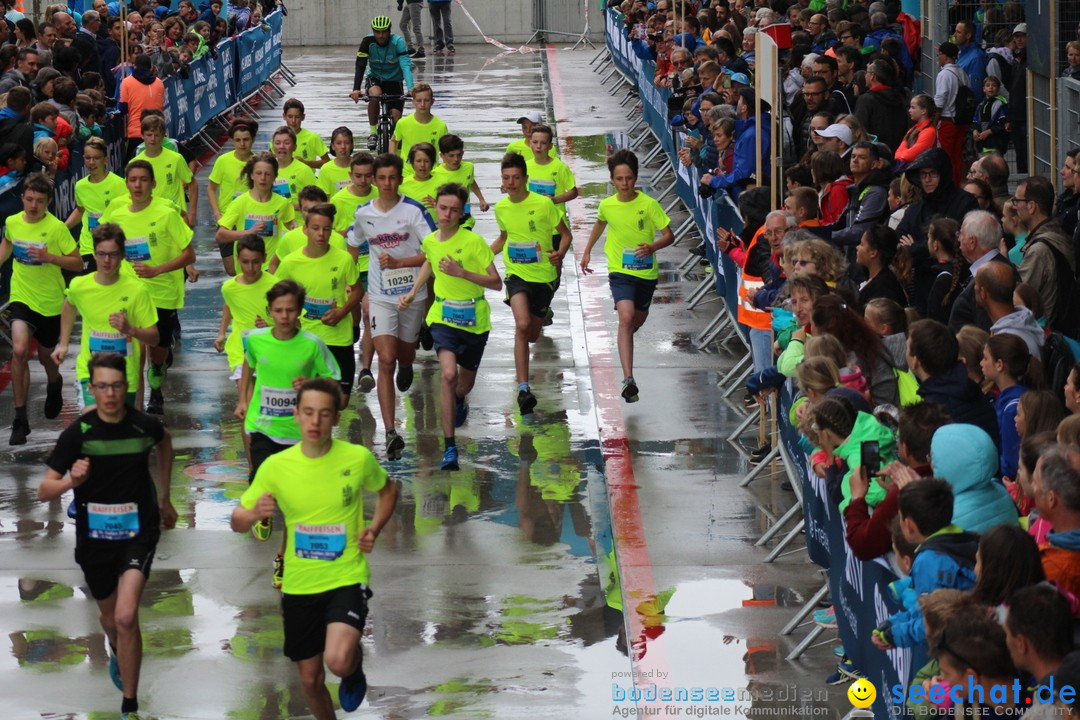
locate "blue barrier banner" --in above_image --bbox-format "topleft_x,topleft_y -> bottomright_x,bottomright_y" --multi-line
236,9 -> 284,98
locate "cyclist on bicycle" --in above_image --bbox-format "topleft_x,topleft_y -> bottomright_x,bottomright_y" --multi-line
350,15 -> 415,150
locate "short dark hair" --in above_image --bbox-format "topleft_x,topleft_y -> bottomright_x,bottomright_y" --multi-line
1006,583 -> 1076,662
349,151 -> 374,170
296,376 -> 342,409
713,37 -> 736,58
298,185 -> 328,203
52,76 -> 77,105
500,151 -> 528,175
92,222 -> 125,248
5,85 -> 32,113
898,477 -> 954,536
372,152 -> 403,177
1018,176 -> 1055,217
438,133 -> 464,154
898,402 -> 951,464
228,116 -> 258,137
304,203 -> 336,223
406,141 -> 436,164
435,182 -> 468,209
125,159 -> 155,180
88,352 -> 127,381
22,171 -> 53,198
607,148 -> 638,178
242,152 -> 278,188
529,123 -> 553,141
283,97 -> 305,115
907,319 -> 959,378
813,54 -> 838,73
266,278 -> 305,309
236,233 -> 266,256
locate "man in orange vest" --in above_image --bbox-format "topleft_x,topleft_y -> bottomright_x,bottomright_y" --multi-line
738,211 -> 794,383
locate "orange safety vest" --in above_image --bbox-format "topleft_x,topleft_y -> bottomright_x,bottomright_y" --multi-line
736,227 -> 772,331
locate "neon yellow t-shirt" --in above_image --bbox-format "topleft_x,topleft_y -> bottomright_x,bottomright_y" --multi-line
294,128 -> 329,163
218,191 -> 297,263
101,197 -> 194,310
432,161 -> 476,214
220,271 -> 278,370
506,138 -> 558,158
276,246 -> 359,347
66,272 -> 156,385
317,161 -> 352,197
241,439 -> 388,594
5,212 -> 77,316
400,174 -> 440,211
494,192 -> 561,284
421,227 -> 494,335
208,150 -> 251,216
596,191 -> 671,281
275,227 -> 347,264
525,155 -> 575,226
330,185 -> 378,231
132,147 -> 193,211
394,113 -> 448,174
74,173 -> 127,256
274,159 -> 318,205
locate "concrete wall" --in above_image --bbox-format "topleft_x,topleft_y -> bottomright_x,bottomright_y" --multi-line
281,0 -> 602,47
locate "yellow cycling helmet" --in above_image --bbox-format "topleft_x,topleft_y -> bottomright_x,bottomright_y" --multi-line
371,15 -> 392,30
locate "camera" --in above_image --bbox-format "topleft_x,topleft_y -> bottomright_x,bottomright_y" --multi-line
698,183 -> 716,198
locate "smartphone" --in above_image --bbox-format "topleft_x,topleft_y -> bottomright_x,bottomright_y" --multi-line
861,440 -> 880,475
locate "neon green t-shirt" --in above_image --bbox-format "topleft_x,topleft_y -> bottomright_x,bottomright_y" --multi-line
275,227 -> 347,264
330,185 -> 378,232
495,192 -> 561,284
294,128 -> 329,163
132,147 -> 193,211
277,246 -> 359,347
400,174 -> 440,211
394,113 -> 448,175
5,212 -> 77,316
208,150 -> 251,216
317,161 -> 352,197
101,197 -> 194,310
525,155 -> 575,226
506,138 -> 558,158
432,161 -> 476,214
421,227 -> 494,335
74,173 -> 127,256
596,191 -> 671,281
66,272 -> 156,385
241,439 -> 387,594
242,327 -> 340,443
220,271 -> 278,370
274,159 -> 318,205
218,191 -> 296,263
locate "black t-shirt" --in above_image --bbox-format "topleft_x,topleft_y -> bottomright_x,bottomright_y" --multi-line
47,407 -> 165,557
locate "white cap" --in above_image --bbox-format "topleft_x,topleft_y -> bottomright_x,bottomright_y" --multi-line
816,123 -> 853,146
1012,23 -> 1026,34
516,111 -> 543,124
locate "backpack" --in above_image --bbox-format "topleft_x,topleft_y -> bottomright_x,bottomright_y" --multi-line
952,76 -> 978,124
985,52 -> 1014,93
1034,236 -> 1080,340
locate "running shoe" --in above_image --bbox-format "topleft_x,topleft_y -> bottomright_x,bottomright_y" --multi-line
833,645 -> 846,658
121,713 -> 142,720
434,48 -> 445,56
146,389 -> 164,415
447,46 -> 456,55
357,368 -> 376,393
44,376 -> 63,419
272,554 -> 284,590
411,49 -> 426,59
621,378 -> 639,403
813,606 -> 835,624
367,134 -> 378,151
338,653 -> 368,712
454,398 -> 469,427
542,307 -> 554,327
109,652 -> 123,690
9,418 -> 28,445
386,430 -> 405,461
67,500 -> 77,519
419,325 -> 434,351
441,445 -> 459,472
517,388 -> 537,415
396,365 -> 414,392
147,363 -> 166,391
252,518 -> 272,542
688,243 -> 707,258
815,607 -> 838,629
749,443 -> 773,464
825,657 -> 862,685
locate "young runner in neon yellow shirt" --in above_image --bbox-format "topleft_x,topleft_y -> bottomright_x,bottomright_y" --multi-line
208,117 -> 258,276
272,126 -> 318,209
131,114 -> 197,226
432,134 -> 489,229
317,128 -> 356,197
65,136 -> 127,266
282,98 -> 330,169
216,153 -> 297,270
391,83 -> 447,177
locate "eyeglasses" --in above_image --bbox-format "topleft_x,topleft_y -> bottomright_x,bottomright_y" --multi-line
94,250 -> 122,259
91,382 -> 127,394
937,627 -> 979,676
1010,195 -> 1031,205
919,169 -> 940,179
838,34 -> 852,41
802,90 -> 824,97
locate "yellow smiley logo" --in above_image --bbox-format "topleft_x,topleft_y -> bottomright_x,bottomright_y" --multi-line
847,678 -> 876,708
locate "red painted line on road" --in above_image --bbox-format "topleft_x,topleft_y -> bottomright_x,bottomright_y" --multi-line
545,45 -> 672,694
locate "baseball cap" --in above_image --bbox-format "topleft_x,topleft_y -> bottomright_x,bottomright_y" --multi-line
938,41 -> 959,59
516,111 -> 543,124
728,72 -> 751,86
1012,23 -> 1026,35
816,123 -> 853,145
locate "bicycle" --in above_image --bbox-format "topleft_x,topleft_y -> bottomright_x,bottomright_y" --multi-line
360,93 -> 408,154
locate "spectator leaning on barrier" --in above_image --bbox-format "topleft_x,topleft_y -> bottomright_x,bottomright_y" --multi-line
930,422 -> 1018,532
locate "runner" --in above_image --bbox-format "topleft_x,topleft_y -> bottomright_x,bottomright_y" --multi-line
317,127 -> 355,198
65,137 -> 127,272
391,82 -> 447,176
231,377 -> 397,717
399,183 -> 502,471
271,125 -> 318,209
523,123 -> 577,297
131,114 -> 197,227
100,160 -> 196,416
38,352 -> 177,720
271,186 -> 349,272
0,173 -> 82,444
275,203 -> 364,405
349,15 -> 414,149
235,279 -> 341,587
347,153 -> 434,460
505,110 -> 557,158
53,223 -> 159,410
491,152 -> 571,415
580,149 -> 673,403
207,116 -> 258,276
215,152 -> 297,269
432,133 -> 489,229
281,98 -> 330,169
214,233 -> 277,403
399,141 -> 439,210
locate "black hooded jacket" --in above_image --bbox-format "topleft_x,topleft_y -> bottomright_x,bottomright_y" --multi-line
854,84 -> 910,152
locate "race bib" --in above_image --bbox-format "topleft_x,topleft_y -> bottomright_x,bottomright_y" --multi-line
303,296 -> 333,320
463,202 -> 472,216
125,236 -> 151,262
87,211 -> 102,230
528,178 -> 556,197
507,241 -> 541,264
88,330 -> 130,355
272,179 -> 291,198
87,502 -> 139,540
336,180 -> 351,192
12,240 -> 46,265
244,214 -> 276,238
259,385 -> 295,417
441,298 -> 477,327
355,240 -> 369,258
381,266 -> 416,295
622,249 -> 653,271
294,523 -> 346,560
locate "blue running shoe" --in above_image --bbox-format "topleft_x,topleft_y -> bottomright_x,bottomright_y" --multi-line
441,446 -> 459,472
338,656 -> 367,712
109,652 -> 123,691
454,399 -> 469,428
67,500 -> 77,519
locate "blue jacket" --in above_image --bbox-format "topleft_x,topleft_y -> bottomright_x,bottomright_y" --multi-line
993,385 -> 1026,481
709,114 -> 770,200
931,423 -> 1019,533
888,524 -> 978,648
957,43 -> 988,89
865,28 -> 913,75
918,362 -> 999,456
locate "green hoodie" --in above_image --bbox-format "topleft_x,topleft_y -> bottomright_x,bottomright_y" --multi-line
833,410 -> 897,511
